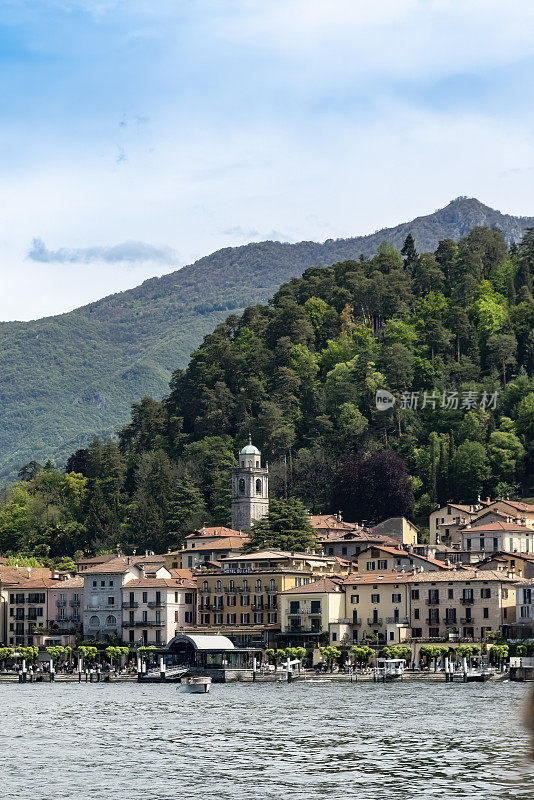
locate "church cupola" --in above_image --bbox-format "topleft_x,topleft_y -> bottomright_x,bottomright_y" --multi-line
231,435 -> 269,531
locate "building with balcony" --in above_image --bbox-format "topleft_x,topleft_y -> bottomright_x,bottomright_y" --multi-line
512,579 -> 534,637
82,557 -> 146,638
3,571 -> 82,647
407,570 -> 516,641
193,550 -> 348,647
122,575 -> 196,646
343,573 -> 411,645
173,529 -> 249,570
279,577 -> 346,646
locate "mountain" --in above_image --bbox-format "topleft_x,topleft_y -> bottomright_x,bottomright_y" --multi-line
0,197 -> 532,483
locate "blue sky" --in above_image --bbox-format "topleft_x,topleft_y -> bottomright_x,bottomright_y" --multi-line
1,0 -> 534,320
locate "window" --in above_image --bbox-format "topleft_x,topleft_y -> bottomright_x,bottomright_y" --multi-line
378,560 -> 388,570
366,561 -> 376,571
392,593 -> 401,603
254,613 -> 264,624
268,612 -> 277,624
216,580 -> 222,592
310,600 -> 321,614
332,632 -> 337,641
429,628 -> 440,638
414,608 -> 420,619
351,595 -> 359,604
342,546 -> 347,556
255,478 -> 262,494
328,547 -> 334,555
448,589 -> 453,599
90,615 -> 99,627
129,611 -> 134,624
412,628 -> 422,638
227,595 -> 236,607
239,478 -> 245,494
411,589 -> 419,600
483,607 -> 489,619
185,611 -> 193,623
241,613 -> 250,624
201,613 -> 210,624
371,593 -> 380,604
480,588 -> 491,599
227,614 -> 236,625
155,630 -> 161,643
93,581 -> 97,587
445,609 -> 456,624
185,593 -> 193,604
129,630 -> 134,643
241,594 -> 250,606
109,580 -> 114,587
142,611 -> 148,622
107,596 -> 115,606
101,580 -> 105,587
214,613 -> 223,624
106,615 -> 117,625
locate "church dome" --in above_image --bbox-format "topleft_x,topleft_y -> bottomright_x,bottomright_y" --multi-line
240,443 -> 260,456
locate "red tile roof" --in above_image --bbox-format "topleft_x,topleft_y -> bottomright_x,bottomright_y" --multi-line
462,521 -> 531,533
282,577 -> 344,594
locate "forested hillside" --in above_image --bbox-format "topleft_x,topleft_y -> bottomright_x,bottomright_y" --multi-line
1,197 -> 533,483
1,224 -> 533,559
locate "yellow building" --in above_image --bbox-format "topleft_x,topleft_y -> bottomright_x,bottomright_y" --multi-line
279,578 -> 348,646
193,550 -> 348,647
355,546 -> 453,574
344,573 -> 411,645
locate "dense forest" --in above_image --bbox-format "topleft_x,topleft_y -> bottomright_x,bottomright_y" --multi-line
0,224 -> 533,559
1,197 -> 533,485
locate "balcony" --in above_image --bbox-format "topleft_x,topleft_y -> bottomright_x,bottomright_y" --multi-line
286,608 -> 322,616
147,601 -> 166,609
425,598 -> 440,605
123,601 -> 139,609
83,604 -> 118,612
132,620 -> 165,628
199,587 -> 211,594
367,618 -> 383,626
426,618 -> 440,625
266,587 -> 277,594
224,587 -> 237,594
285,626 -> 323,634
460,597 -> 474,605
460,617 -> 473,624
238,587 -> 250,593
69,599 -> 80,607
386,617 -> 409,625
56,599 -> 67,608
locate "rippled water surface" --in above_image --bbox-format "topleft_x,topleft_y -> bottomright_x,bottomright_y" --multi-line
1,680 -> 533,799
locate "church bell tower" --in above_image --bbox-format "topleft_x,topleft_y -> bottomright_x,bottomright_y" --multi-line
231,436 -> 269,532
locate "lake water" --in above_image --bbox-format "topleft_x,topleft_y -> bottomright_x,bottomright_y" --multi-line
1,680 -> 533,799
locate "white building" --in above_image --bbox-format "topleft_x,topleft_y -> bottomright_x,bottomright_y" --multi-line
460,521 -> 534,556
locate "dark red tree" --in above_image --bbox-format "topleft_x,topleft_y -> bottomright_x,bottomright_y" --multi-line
334,450 -> 414,524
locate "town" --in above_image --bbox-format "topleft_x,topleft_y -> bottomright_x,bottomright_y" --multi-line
1,439 -> 533,682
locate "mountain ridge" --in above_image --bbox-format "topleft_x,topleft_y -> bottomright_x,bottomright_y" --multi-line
1,196 -> 532,483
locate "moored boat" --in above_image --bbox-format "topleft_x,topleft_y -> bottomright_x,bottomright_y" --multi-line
180,676 -> 212,693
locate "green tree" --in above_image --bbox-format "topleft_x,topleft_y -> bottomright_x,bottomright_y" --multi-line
451,441 -> 490,501
245,498 -> 316,552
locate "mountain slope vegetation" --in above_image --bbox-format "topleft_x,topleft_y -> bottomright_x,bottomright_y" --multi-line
1,197 -> 533,484
1,223 -> 533,558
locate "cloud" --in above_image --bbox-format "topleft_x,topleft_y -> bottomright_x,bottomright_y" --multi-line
27,238 -> 177,265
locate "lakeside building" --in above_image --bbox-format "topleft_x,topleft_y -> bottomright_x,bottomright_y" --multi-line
513,579 -> 534,636
406,570 -> 517,641
343,573 -> 411,645
279,578 -> 347,647
278,568 -> 520,648
192,550 -> 349,648
122,575 -> 196,646
3,571 -> 83,647
82,557 -> 146,639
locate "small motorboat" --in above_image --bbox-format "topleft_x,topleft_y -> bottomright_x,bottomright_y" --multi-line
180,676 -> 211,693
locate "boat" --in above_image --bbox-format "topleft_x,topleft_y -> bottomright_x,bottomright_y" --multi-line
179,676 -> 212,693
451,667 -> 495,683
373,658 -> 406,682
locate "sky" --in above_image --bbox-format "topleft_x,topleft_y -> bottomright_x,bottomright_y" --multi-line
1,0 -> 534,321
